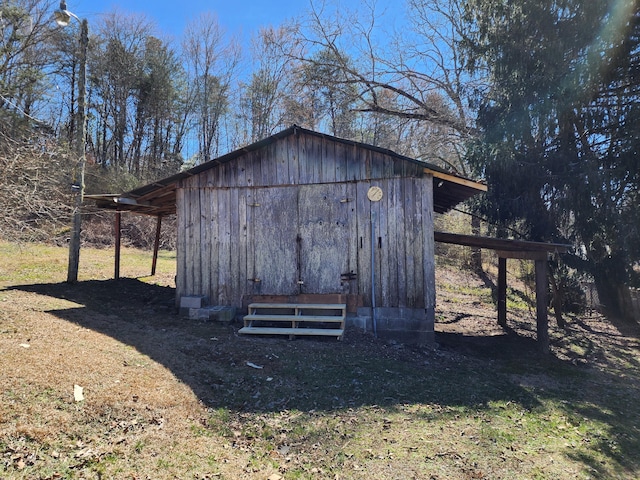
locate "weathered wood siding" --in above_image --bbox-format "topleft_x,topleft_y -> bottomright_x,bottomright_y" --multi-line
175,130 -> 435,313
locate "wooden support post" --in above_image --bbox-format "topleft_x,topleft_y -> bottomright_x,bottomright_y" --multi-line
535,258 -> 549,354
151,215 -> 162,276
498,256 -> 507,327
115,211 -> 121,280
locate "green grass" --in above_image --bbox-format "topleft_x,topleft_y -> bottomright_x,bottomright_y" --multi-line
0,241 -> 176,287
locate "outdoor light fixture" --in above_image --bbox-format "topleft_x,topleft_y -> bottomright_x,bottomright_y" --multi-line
54,1 -> 78,27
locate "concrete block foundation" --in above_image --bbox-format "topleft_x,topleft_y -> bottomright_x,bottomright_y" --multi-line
353,307 -> 434,345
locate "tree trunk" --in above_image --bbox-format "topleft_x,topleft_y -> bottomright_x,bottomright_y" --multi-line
470,215 -> 483,273
548,265 -> 566,329
593,255 -> 637,324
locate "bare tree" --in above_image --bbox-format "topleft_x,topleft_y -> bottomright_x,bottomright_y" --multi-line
183,12 -> 240,163
90,11 -> 155,171
0,0 -> 59,135
289,0 -> 484,169
237,25 -> 303,143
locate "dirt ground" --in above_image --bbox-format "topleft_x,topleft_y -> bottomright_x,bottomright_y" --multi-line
2,247 -> 640,479
435,263 -> 640,369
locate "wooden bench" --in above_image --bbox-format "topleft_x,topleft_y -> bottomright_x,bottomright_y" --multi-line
238,303 -> 346,340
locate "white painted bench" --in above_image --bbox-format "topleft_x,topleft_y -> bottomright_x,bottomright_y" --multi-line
238,303 -> 346,340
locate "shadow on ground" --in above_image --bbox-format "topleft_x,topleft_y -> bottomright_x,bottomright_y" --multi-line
10,278 -> 543,411
8,278 -> 640,476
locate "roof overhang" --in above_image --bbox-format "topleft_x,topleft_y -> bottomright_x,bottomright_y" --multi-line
426,168 -> 487,214
89,126 -> 487,216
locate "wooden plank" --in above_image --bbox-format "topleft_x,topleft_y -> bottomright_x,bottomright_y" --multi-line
322,137 -> 336,184
310,135 -> 323,184
249,150 -> 262,187
421,175 -> 436,323
249,302 -> 346,309
246,188 -> 257,295
386,178 -> 401,306
403,177 -> 419,306
426,168 -> 488,192
382,152 -> 394,178
377,178 -> 390,307
392,151 -> 404,177
225,159 -> 237,188
297,132 -> 314,184
238,327 -> 344,337
202,163 -> 215,187
151,215 -> 162,276
363,148 -> 373,180
497,250 -> 548,260
355,181 -> 372,306
218,188 -> 231,304
216,161 -> 227,188
200,187 -> 212,303
391,178 -> 409,307
275,136 -> 289,185
229,187 -> 241,306
189,188 -> 202,297
287,133 -> 300,185
346,182 -> 359,296
261,142 -> 277,186
175,187 -> 186,303
498,257 -> 507,327
369,148 -> 384,179
345,142 -> 360,182
371,183 -> 383,309
244,315 -> 345,323
434,231 -> 570,253
236,151 -> 248,187
208,188 -> 219,303
334,138 -> 348,182
238,188 -> 249,305
114,211 -> 121,280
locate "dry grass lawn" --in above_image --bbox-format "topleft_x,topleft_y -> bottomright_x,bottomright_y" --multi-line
1,242 -> 639,479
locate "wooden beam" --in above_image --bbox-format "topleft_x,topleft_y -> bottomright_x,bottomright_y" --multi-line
151,215 -> 162,276
535,258 -> 550,354
435,231 -> 570,254
115,212 -> 121,280
425,169 -> 488,191
498,257 -> 507,327
497,250 -> 548,260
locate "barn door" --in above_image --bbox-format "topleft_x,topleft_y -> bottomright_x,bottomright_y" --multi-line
298,183 -> 354,293
250,186 -> 299,295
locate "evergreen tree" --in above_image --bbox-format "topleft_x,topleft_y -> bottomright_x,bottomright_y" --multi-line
462,0 -> 640,320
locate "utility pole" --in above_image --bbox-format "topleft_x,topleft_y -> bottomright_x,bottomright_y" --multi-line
55,1 -> 88,283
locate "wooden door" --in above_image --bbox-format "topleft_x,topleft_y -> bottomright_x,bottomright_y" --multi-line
298,183 -> 354,294
250,186 -> 299,295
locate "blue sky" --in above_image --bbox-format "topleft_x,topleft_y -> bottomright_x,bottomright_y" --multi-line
63,0 -> 393,42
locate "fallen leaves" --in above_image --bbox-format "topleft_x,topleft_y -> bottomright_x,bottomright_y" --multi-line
2,443 -> 37,471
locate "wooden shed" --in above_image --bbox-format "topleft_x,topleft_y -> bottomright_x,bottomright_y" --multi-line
95,126 -> 486,344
